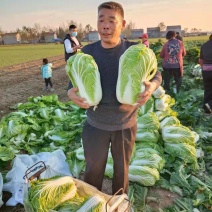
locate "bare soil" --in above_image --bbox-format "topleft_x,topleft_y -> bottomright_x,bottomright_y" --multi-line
0,55 -> 68,119
0,57 -> 177,211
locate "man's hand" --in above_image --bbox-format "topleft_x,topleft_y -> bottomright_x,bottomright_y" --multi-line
136,81 -> 157,106
67,87 -> 90,109
73,45 -> 82,51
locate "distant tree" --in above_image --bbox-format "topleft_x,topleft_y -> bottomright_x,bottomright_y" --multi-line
56,27 -> 66,39
190,28 -> 198,33
85,24 -> 93,33
33,23 -> 42,35
158,22 -> 166,31
184,28 -> 188,33
0,27 -> 3,34
122,20 -> 136,38
77,23 -> 84,41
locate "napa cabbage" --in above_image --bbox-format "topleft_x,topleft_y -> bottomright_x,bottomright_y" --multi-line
129,165 -> 160,186
160,116 -> 181,129
164,143 -> 198,168
155,108 -> 178,121
0,146 -> 15,161
131,152 -> 165,170
28,176 -> 77,212
116,44 -> 157,105
76,195 -> 108,212
152,86 -> 165,98
162,126 -> 197,146
66,151 -> 85,178
66,52 -> 102,108
138,96 -> 154,116
155,94 -> 175,111
137,112 -> 160,130
136,129 -> 160,143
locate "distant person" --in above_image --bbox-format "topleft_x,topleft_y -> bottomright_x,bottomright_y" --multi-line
139,33 -> 149,48
199,34 -> 212,115
175,32 -> 183,41
123,35 -> 128,41
40,58 -> 54,92
160,31 -> 186,93
64,24 -> 82,62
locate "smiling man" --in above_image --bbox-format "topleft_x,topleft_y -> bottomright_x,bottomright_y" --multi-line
67,1 -> 162,194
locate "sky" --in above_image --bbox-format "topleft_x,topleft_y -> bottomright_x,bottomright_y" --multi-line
0,0 -> 212,33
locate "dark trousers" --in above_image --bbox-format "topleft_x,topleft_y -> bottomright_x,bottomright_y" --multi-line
162,68 -> 182,93
202,70 -> 212,113
82,121 -> 137,194
44,78 -> 53,88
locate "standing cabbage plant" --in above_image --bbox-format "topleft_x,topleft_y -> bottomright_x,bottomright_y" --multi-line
116,44 -> 157,105
66,52 -> 102,108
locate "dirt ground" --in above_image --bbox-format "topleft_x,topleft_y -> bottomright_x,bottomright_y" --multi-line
0,57 -> 178,211
0,55 -> 69,119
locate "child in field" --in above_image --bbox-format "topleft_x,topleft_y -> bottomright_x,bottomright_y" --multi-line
40,58 -> 54,91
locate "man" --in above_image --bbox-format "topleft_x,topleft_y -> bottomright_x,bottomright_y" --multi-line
64,24 -> 82,61
67,1 -> 162,194
199,34 -> 212,115
139,33 -> 149,47
175,32 -> 183,41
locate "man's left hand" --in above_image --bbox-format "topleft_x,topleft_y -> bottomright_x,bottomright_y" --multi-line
136,81 -> 157,106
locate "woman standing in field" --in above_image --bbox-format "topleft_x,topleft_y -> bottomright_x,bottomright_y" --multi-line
160,31 -> 186,94
199,34 -> 212,115
40,58 -> 54,92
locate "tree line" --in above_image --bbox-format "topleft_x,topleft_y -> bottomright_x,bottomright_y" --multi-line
0,20 -> 136,42
0,20 -> 203,43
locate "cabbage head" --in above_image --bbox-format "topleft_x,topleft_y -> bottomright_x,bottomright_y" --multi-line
129,165 -> 160,186
66,52 -> 102,107
116,44 -> 157,105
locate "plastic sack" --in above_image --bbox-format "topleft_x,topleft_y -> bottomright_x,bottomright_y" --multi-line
3,149 -> 72,206
0,173 -> 3,207
23,176 -> 131,212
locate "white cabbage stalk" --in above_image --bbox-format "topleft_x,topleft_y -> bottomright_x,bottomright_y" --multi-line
30,176 -> 77,211
128,165 -> 160,186
162,126 -> 196,145
76,195 -> 108,212
152,86 -> 165,98
196,148 -> 204,158
66,52 -> 102,108
159,116 -> 181,129
116,44 -> 157,105
76,147 -> 85,160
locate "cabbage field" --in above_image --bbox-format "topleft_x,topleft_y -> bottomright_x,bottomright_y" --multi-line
0,38 -> 212,211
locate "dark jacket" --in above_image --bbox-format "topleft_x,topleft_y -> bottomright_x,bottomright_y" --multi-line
64,34 -> 81,61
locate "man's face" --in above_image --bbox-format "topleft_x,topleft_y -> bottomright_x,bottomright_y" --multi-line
97,8 -> 125,47
69,28 -> 77,34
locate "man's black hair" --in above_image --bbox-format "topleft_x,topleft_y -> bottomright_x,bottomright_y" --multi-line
69,25 -> 77,30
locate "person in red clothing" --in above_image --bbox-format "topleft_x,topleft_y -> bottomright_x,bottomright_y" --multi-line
139,33 -> 149,48
160,31 -> 186,93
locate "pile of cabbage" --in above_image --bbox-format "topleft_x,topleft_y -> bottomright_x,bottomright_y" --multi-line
75,86 -> 199,187
26,176 -> 125,212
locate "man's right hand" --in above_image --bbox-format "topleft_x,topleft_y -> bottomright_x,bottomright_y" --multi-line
74,45 -> 82,51
67,87 -> 90,109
